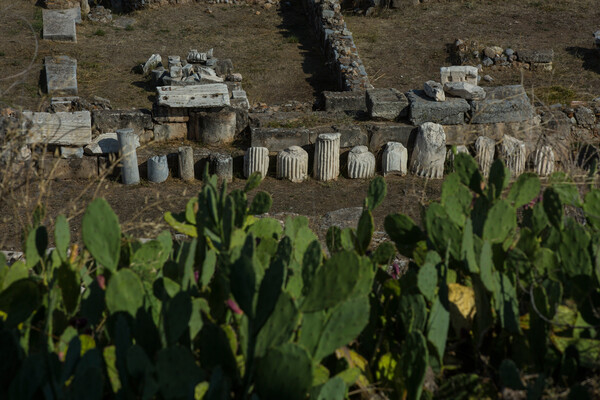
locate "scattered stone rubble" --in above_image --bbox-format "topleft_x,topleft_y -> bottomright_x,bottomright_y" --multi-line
451,39 -> 554,71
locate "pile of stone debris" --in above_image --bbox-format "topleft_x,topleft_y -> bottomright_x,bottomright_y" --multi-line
450,39 -> 554,71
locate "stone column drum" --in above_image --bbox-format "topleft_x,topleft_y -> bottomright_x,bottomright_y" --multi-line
348,146 -> 375,179
148,155 -> 169,183
200,109 -> 236,145
117,128 -> 140,185
244,147 -> 269,178
277,146 -> 308,183
410,122 -> 446,179
533,145 -> 555,177
211,153 -> 233,182
475,136 -> 495,177
313,133 -> 340,181
499,135 -> 526,177
382,142 -> 408,176
178,146 -> 195,181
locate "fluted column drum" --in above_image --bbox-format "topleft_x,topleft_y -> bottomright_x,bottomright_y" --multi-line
313,133 -> 340,181
244,147 -> 269,178
533,145 -> 555,177
277,146 -> 308,183
475,136 -> 495,177
382,142 -> 408,176
348,146 -> 375,179
499,135 -> 526,177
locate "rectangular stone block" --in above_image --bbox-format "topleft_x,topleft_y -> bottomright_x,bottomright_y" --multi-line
154,122 -> 188,141
38,156 -> 98,180
322,91 -> 367,112
440,66 -> 478,85
368,123 -> 417,152
60,146 -> 83,158
45,56 -> 77,96
157,84 -> 230,108
23,111 -> 91,146
333,125 -> 368,148
152,105 -> 189,123
42,9 -> 77,42
366,88 -> 409,120
517,49 -> 554,63
407,90 -> 470,125
251,127 -> 311,152
442,120 -> 542,148
92,109 -> 153,136
469,85 -> 535,124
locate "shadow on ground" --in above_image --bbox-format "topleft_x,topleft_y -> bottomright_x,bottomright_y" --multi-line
278,1 -> 338,103
566,47 -> 600,75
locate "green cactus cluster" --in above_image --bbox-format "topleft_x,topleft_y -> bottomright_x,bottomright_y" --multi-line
0,171 -> 390,400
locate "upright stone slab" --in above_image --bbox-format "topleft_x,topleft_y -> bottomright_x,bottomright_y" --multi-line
347,146 -> 375,179
498,135 -> 526,177
410,122 -> 446,179
277,146 -> 308,183
244,147 -> 269,178
178,146 -> 195,181
45,56 -> 78,96
470,85 -> 535,124
157,84 -> 230,108
532,145 -> 555,177
440,66 -> 478,85
43,9 -> 77,42
210,153 -> 233,182
313,133 -> 341,181
407,90 -> 470,125
474,136 -> 495,177
382,142 -> 408,176
366,88 -> 409,120
148,155 -> 169,183
424,81 -> 445,102
117,128 -> 140,185
23,111 -> 91,146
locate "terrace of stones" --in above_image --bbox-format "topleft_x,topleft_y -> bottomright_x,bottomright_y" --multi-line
2,0 -> 600,188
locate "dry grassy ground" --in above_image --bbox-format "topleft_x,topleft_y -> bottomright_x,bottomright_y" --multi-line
0,0 -> 336,110
347,0 -> 600,104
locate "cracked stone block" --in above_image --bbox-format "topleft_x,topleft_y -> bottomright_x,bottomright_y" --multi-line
366,88 -> 409,120
407,90 -> 469,125
469,85 -> 535,124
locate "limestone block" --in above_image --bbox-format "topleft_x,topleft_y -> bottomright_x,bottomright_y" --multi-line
153,123 -> 187,141
410,122 -> 446,179
277,146 -> 308,183
168,56 -> 181,69
532,145 -> 555,177
440,66 -> 478,85
45,55 -> 77,96
143,54 -> 162,75
424,81 -> 445,102
199,109 -> 236,145
92,109 -> 152,137
382,142 -> 408,176
368,124 -> 416,152
210,153 -> 233,182
148,155 -> 169,183
517,49 -> 554,63
498,135 -> 526,177
347,146 -> 375,179
366,88 -> 409,120
187,49 -> 207,63
474,136 -> 495,176
152,105 -> 189,123
244,147 -> 269,178
157,84 -> 230,108
443,82 -> 486,100
407,90 -> 470,125
313,133 -> 341,181
470,85 -> 535,124
182,64 -> 194,78
23,111 -> 91,146
322,91 -> 367,112
84,133 -> 140,155
60,146 -> 83,158
43,9 -> 77,42
170,66 -> 183,79
251,128 -> 311,152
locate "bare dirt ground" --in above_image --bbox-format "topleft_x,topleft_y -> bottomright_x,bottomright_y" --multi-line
0,170 -> 441,250
347,0 -> 600,103
0,0 -> 336,110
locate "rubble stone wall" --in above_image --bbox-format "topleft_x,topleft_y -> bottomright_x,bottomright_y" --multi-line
302,0 -> 372,91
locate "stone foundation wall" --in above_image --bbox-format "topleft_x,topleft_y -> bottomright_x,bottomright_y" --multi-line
302,0 -> 372,91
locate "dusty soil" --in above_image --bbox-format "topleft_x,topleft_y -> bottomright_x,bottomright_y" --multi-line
0,0 -> 336,110
0,169 -> 441,250
346,0 -> 600,103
